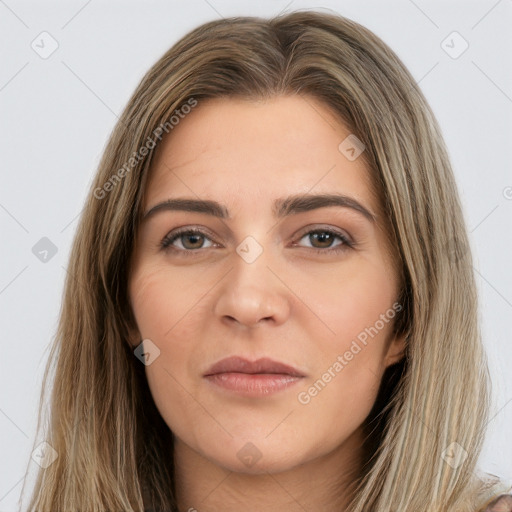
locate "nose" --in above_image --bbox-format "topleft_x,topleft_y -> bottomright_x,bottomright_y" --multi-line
213,246 -> 291,329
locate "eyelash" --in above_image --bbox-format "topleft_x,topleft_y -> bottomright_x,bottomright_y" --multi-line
159,226 -> 354,256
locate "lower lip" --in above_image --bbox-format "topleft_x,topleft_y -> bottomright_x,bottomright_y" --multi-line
204,372 -> 303,396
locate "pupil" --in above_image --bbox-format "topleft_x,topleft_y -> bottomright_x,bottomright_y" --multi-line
313,232 -> 332,248
184,234 -> 203,249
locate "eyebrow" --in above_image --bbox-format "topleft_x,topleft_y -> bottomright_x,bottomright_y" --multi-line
141,193 -> 376,223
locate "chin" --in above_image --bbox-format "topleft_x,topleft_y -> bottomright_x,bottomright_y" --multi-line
216,452 -> 302,475
198,435 -> 305,475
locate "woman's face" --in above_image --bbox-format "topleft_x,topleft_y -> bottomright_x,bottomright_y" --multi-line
128,95 -> 405,474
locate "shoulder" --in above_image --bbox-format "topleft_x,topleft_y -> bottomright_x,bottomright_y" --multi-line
483,494 -> 512,511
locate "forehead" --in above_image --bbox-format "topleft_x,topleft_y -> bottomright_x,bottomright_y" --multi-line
144,95 -> 380,218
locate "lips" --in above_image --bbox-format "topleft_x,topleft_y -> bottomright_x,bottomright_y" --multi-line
203,356 -> 306,397
204,356 -> 305,377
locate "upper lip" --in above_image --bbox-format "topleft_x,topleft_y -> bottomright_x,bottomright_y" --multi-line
204,356 -> 305,377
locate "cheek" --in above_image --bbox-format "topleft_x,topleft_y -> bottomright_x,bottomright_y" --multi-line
295,292 -> 395,444
292,259 -> 398,423
129,263 -> 210,342
129,266 -> 212,423
130,265 -> 167,336
294,355 -> 383,453
301,257 -> 398,353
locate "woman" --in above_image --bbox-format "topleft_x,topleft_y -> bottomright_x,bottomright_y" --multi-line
22,10 -> 511,512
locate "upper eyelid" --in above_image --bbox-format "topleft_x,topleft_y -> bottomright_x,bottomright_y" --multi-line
295,224 -> 352,240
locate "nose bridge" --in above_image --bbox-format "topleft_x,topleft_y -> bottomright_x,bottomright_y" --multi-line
213,234 -> 289,328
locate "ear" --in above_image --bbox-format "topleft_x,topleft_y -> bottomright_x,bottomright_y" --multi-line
383,332 -> 407,367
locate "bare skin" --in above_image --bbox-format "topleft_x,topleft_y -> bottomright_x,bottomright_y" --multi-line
128,95 -> 406,512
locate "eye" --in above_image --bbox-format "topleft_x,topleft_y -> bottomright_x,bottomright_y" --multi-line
160,228 -> 216,252
294,227 -> 354,254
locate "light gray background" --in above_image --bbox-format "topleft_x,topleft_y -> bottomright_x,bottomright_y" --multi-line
1,0 -> 511,510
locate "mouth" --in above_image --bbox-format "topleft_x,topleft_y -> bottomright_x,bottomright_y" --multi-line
203,356 -> 306,397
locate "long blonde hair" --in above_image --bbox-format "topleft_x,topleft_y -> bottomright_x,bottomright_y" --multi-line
22,10 -> 505,512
